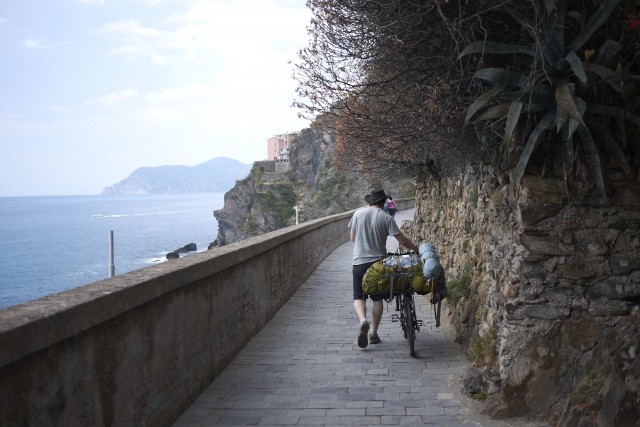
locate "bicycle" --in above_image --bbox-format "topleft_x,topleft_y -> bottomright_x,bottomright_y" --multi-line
381,252 -> 423,357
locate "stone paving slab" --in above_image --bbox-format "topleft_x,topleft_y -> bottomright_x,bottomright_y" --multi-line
173,210 -> 547,427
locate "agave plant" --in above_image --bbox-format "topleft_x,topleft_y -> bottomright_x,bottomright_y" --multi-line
459,0 -> 640,199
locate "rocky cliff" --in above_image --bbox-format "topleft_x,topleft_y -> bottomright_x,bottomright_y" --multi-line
212,124 -> 413,246
404,165 -> 640,427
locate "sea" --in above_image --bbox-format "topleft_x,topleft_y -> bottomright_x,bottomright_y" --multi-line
0,193 -> 225,310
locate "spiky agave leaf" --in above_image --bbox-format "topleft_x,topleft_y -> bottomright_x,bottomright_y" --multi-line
561,123 -> 576,174
585,118 -> 629,173
513,110 -> 556,189
474,68 -> 529,88
464,85 -> 506,124
560,51 -> 587,83
568,0 -> 621,53
555,81 -> 586,127
594,39 -> 623,67
473,103 -> 511,122
577,125 -> 606,198
458,41 -> 536,59
505,101 -> 524,146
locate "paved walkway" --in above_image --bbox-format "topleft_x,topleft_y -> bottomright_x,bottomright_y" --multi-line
172,210 -> 520,426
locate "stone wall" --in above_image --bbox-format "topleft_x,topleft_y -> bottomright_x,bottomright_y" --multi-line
408,166 -> 640,426
0,211 -> 353,427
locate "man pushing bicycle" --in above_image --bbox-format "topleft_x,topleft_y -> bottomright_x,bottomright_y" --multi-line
347,189 -> 419,349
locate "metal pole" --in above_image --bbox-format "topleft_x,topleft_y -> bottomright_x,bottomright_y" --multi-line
294,206 -> 299,224
109,230 -> 115,278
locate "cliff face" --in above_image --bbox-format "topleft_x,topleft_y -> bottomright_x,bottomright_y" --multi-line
212,125 -> 412,246
404,165 -> 640,426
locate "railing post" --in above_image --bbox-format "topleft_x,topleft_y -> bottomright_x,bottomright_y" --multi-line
109,230 -> 115,278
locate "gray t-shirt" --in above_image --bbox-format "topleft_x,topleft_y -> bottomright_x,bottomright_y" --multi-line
348,207 -> 401,265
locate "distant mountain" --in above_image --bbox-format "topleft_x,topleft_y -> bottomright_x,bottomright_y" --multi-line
101,157 -> 253,195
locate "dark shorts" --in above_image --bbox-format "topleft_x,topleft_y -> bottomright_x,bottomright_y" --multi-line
353,262 -> 384,301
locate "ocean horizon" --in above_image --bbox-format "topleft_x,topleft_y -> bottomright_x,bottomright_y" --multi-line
0,193 -> 225,309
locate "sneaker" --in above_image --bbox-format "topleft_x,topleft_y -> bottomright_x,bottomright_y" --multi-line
369,333 -> 381,344
357,321 -> 370,348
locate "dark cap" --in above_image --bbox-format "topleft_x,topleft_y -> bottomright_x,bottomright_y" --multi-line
364,194 -> 373,205
370,189 -> 388,205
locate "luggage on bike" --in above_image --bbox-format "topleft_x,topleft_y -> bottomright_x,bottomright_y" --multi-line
419,242 -> 449,327
363,254 -> 427,295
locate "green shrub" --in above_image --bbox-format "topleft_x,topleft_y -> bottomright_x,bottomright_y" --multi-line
447,261 -> 473,305
317,171 -> 346,209
469,330 -> 496,368
258,185 -> 297,228
250,164 -> 264,176
471,391 -> 488,401
244,220 -> 259,236
468,186 -> 478,206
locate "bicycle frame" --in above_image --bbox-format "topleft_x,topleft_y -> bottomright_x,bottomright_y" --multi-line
384,256 -> 423,357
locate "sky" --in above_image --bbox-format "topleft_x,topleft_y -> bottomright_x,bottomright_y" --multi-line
0,0 -> 312,196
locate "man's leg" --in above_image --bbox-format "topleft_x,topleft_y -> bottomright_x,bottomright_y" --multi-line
353,263 -> 374,349
354,299 -> 367,323
368,298 -> 383,344
371,299 -> 383,329
354,298 -> 370,348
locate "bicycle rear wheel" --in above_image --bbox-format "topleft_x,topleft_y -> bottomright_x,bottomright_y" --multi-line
403,296 -> 416,357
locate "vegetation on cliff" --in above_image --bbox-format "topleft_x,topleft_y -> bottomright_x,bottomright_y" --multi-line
256,185 -> 297,229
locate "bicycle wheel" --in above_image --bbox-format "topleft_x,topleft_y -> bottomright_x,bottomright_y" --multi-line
403,295 -> 416,357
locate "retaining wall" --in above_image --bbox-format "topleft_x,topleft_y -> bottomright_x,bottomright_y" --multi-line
408,165 -> 640,425
395,198 -> 415,211
0,210 -> 355,427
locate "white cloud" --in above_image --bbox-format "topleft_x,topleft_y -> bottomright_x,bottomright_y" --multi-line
102,18 -> 173,63
145,83 -> 210,103
108,45 -> 143,55
100,0 -> 309,65
169,0 -> 309,62
149,53 -> 170,64
95,0 -> 310,126
98,89 -> 139,106
102,19 -> 166,37
23,36 -> 43,49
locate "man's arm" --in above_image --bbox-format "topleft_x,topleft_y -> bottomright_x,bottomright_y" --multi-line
350,228 -> 356,241
394,232 -> 418,252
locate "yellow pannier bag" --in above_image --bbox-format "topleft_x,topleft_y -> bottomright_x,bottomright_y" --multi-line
411,261 -> 429,294
363,256 -> 429,295
362,260 -> 393,295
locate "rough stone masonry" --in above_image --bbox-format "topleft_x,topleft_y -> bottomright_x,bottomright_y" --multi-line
407,164 -> 640,427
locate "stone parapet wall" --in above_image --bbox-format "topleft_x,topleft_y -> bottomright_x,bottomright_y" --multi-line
0,211 -> 353,427
253,160 -> 276,172
395,197 -> 415,211
408,165 -> 640,426
275,161 -> 290,173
